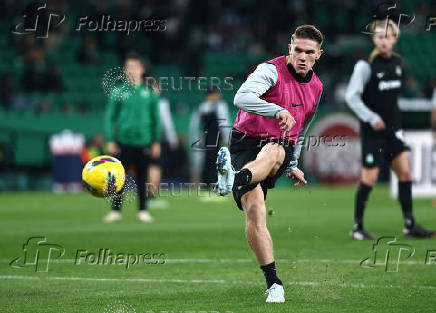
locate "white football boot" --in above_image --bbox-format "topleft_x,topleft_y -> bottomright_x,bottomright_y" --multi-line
137,211 -> 154,222
214,147 -> 235,196
265,283 -> 285,303
103,211 -> 122,223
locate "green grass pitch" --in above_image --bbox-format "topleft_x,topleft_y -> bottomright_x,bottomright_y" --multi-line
1,185 -> 436,313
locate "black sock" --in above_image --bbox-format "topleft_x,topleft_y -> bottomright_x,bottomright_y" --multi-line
354,182 -> 373,230
234,168 -> 252,187
260,261 -> 282,289
398,181 -> 415,228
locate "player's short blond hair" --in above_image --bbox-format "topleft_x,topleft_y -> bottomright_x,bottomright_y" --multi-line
369,19 -> 400,38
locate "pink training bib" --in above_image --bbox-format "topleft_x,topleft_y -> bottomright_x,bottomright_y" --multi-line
233,55 -> 323,145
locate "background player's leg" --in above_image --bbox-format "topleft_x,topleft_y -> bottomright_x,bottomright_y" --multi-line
241,184 -> 282,288
105,144 -> 130,222
111,144 -> 129,212
136,147 -> 153,222
235,143 -> 285,187
135,148 -> 148,212
391,151 -> 415,227
352,167 -> 379,238
391,151 -> 434,237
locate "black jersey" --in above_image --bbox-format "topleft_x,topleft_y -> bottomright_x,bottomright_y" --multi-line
361,53 -> 403,135
345,52 -> 404,137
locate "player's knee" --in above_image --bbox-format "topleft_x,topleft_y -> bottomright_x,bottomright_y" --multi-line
263,143 -> 285,166
397,169 -> 412,181
362,176 -> 377,187
244,202 -> 266,227
361,173 -> 378,186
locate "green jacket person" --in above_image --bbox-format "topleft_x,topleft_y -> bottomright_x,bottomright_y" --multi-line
103,53 -> 161,223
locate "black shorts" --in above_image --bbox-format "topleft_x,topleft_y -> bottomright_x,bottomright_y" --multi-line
361,131 -> 410,168
229,129 -> 294,210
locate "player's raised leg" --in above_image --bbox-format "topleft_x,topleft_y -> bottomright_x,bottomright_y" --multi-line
215,143 -> 285,196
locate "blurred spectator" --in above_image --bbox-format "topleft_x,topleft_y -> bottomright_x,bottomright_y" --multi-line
22,62 -> 46,91
77,103 -> 89,115
77,35 -> 100,64
45,64 -> 63,91
38,100 -> 51,114
49,130 -> 84,194
81,133 -> 105,164
22,62 -> 63,92
0,74 -> 15,109
61,103 -> 73,115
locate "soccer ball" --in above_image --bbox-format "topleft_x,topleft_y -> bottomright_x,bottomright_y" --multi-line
82,155 -> 126,197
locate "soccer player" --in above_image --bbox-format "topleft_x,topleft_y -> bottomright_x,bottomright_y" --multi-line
345,19 -> 435,240
215,25 -> 324,303
104,52 -> 161,223
189,86 -> 230,184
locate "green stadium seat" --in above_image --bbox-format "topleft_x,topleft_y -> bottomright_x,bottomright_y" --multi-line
14,132 -> 48,166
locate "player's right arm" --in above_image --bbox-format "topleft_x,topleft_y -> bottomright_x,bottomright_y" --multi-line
345,60 -> 385,131
234,63 -> 295,131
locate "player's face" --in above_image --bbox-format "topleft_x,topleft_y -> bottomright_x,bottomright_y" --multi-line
124,59 -> 145,85
372,26 -> 397,55
207,92 -> 220,103
288,38 -> 323,76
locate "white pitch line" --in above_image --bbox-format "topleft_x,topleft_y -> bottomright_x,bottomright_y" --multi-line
0,258 -> 423,265
0,275 -> 434,290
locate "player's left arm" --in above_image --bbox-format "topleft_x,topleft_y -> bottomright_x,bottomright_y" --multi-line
150,90 -> 161,159
286,91 -> 322,186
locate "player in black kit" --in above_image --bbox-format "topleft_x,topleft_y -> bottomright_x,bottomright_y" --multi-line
345,19 -> 435,240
